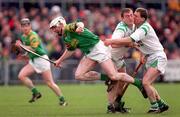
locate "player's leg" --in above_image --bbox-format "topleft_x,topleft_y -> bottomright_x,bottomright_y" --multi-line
18,64 -> 41,103
107,82 -> 119,104
142,68 -> 160,113
75,40 -> 114,82
18,64 -> 35,89
75,57 -> 101,81
76,58 -> 130,82
107,81 -> 130,113
143,55 -> 169,113
41,70 -> 67,106
143,68 -> 163,113
106,67 -> 126,101
116,67 -> 127,99
75,40 -> 143,86
107,90 -> 119,113
143,68 -> 169,113
107,67 -> 126,103
107,67 -> 129,113
115,81 -> 130,113
100,59 -> 143,89
100,58 -> 149,102
152,87 -> 169,113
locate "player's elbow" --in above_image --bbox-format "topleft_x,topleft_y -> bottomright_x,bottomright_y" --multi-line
76,22 -> 84,29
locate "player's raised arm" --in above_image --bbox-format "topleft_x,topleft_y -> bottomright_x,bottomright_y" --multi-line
65,21 -> 84,34
75,22 -> 84,34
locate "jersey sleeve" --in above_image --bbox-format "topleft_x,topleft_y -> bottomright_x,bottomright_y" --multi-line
29,35 -> 40,49
64,38 -> 77,51
130,24 -> 150,42
112,23 -> 127,39
111,29 -> 125,39
65,22 -> 78,32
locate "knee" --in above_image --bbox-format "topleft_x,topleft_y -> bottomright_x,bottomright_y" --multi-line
75,72 -> 83,80
142,79 -> 151,86
46,81 -> 55,88
108,72 -> 127,81
107,73 -> 119,81
18,74 -> 24,81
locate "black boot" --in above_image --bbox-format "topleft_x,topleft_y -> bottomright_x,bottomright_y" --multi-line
29,92 -> 42,103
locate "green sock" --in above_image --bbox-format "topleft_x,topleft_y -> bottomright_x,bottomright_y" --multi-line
31,88 -> 39,94
59,96 -> 65,102
100,74 -> 109,81
132,78 -> 142,89
151,101 -> 159,108
157,99 -> 165,107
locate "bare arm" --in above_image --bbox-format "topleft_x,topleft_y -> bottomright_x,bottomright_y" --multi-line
57,49 -> 74,62
75,22 -> 84,34
104,37 -> 134,47
55,49 -> 75,67
65,22 -> 84,34
15,40 -> 36,53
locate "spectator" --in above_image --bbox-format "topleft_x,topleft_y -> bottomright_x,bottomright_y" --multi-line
0,5 -> 179,60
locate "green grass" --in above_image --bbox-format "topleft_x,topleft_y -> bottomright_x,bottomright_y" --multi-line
0,83 -> 179,117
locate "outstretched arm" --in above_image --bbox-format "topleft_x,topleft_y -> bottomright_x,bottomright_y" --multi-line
104,37 -> 134,47
54,49 -> 75,67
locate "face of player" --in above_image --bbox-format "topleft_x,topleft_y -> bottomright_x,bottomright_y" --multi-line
51,23 -> 65,37
134,11 -> 145,26
21,24 -> 31,35
122,10 -> 134,26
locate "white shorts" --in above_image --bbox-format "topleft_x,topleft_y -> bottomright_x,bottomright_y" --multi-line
112,57 -> 126,69
85,40 -> 111,63
146,51 -> 167,74
29,55 -> 51,73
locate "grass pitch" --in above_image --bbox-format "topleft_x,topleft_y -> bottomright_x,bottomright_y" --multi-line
0,83 -> 179,117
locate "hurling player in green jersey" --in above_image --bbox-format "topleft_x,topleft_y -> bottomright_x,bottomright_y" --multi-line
15,18 -> 67,106
50,17 -> 144,99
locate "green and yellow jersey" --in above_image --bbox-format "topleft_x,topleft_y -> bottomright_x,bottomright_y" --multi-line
63,22 -> 99,54
20,30 -> 47,60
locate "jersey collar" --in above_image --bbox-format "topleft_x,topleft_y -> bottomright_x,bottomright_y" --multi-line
136,21 -> 147,28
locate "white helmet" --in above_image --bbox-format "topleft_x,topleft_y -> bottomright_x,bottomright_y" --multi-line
49,16 -> 66,28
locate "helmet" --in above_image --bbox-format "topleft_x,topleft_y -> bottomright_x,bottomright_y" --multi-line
49,16 -> 66,28
20,18 -> 30,25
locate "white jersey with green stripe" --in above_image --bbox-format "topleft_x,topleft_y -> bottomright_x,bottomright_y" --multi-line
130,21 -> 164,55
111,22 -> 135,60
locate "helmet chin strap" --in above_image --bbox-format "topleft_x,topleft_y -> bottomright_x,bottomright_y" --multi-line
57,28 -> 63,36
56,22 -> 64,36
57,32 -> 62,36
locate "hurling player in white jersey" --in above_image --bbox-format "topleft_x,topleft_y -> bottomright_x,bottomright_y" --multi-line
106,8 -> 136,113
104,8 -> 169,113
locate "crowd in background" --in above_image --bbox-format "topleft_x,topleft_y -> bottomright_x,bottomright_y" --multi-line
0,4 -> 179,61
